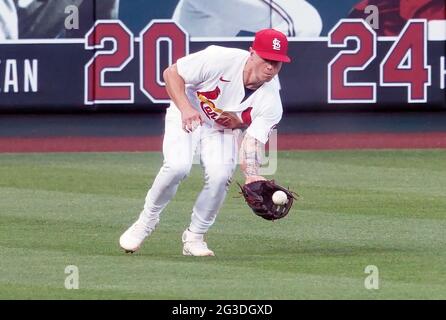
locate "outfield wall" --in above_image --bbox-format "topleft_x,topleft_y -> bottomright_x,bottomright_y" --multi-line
0,0 -> 444,112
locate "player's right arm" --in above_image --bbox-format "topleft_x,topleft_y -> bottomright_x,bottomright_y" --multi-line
163,64 -> 202,132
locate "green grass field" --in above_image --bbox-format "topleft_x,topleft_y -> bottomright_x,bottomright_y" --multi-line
0,150 -> 445,299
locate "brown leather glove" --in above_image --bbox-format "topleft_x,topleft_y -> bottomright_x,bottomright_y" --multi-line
238,180 -> 298,221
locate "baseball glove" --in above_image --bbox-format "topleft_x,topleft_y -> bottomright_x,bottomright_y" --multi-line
238,180 -> 297,221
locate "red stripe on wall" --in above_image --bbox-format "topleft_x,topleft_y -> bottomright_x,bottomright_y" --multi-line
0,132 -> 445,153
0,136 -> 163,152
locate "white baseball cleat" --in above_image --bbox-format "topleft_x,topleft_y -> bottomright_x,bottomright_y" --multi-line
182,229 -> 215,257
119,221 -> 153,253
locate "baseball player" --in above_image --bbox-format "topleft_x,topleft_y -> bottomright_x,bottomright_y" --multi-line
0,0 -> 18,40
120,28 -> 291,256
172,0 -> 322,37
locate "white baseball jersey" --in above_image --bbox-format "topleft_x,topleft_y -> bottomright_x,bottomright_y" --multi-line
176,45 -> 283,144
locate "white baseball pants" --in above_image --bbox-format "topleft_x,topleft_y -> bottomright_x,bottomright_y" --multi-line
138,106 -> 238,234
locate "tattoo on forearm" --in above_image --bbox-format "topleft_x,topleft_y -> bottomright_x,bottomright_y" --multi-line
240,134 -> 263,177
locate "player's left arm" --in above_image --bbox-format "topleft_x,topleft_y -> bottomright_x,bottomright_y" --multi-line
239,114 -> 281,184
239,86 -> 283,184
239,133 -> 267,184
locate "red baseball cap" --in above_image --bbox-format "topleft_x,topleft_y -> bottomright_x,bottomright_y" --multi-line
252,29 -> 291,63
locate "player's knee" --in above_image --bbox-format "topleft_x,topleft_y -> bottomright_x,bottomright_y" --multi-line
164,162 -> 191,181
206,168 -> 233,190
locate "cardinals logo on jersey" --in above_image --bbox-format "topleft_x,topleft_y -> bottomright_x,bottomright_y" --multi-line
196,86 -> 222,120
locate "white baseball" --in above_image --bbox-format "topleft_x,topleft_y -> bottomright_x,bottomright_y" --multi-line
272,190 -> 288,206
190,120 -> 200,131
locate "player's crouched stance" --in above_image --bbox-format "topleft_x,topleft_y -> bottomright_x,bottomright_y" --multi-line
119,29 -> 291,256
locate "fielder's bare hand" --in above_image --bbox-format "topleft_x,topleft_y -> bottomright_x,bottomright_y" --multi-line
181,106 -> 203,133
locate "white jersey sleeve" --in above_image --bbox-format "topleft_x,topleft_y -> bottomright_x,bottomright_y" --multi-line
176,45 -> 221,85
246,88 -> 283,144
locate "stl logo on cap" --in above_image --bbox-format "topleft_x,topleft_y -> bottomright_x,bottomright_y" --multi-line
272,38 -> 281,51
252,29 -> 291,63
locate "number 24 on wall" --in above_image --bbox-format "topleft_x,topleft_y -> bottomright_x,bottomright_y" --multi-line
328,19 -> 431,103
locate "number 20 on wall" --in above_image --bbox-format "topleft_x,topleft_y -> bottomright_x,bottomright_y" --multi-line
328,19 -> 431,103
84,20 -> 187,105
